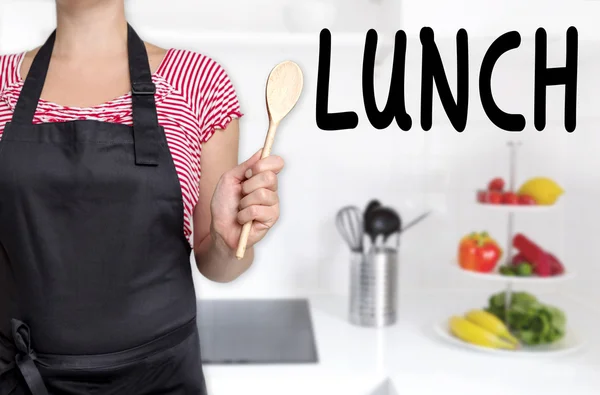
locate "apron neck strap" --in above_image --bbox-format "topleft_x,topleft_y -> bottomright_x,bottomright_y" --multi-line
11,24 -> 160,166
11,31 -> 54,125
127,24 -> 160,166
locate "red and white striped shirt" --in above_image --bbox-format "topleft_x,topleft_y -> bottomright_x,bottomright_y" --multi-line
0,49 -> 243,245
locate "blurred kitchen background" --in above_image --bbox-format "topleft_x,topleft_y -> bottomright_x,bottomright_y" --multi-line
1,0 -> 598,300
1,0 -> 599,393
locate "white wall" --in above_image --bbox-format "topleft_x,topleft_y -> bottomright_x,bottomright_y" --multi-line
1,0 -> 598,303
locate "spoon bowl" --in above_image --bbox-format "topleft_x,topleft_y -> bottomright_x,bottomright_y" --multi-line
266,61 -> 304,124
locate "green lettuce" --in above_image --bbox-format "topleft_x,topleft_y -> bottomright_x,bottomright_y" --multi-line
485,291 -> 566,346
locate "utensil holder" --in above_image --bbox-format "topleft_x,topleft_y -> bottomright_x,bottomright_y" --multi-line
349,248 -> 398,327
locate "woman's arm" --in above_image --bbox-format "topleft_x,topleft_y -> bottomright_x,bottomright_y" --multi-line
193,119 -> 252,282
192,119 -> 284,283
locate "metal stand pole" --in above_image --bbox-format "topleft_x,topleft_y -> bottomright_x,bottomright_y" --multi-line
505,141 -> 521,265
504,280 -> 513,324
506,212 -> 515,266
504,141 -> 521,326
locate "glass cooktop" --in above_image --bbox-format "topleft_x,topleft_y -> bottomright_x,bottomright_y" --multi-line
196,298 -> 318,364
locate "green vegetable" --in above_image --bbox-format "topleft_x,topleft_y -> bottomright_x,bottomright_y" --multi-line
485,291 -> 566,346
499,265 -> 515,275
516,262 -> 533,276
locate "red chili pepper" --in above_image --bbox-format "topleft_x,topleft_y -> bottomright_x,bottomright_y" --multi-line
511,253 -> 527,266
547,253 -> 565,275
512,234 -> 551,277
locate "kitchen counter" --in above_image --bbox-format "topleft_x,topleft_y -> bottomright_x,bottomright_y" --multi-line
203,290 -> 600,395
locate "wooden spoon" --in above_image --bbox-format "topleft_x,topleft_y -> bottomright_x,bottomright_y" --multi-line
235,60 -> 304,259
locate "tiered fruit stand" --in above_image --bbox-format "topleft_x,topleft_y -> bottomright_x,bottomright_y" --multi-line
436,141 -> 583,356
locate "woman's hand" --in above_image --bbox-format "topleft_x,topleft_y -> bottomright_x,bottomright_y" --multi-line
210,149 -> 284,253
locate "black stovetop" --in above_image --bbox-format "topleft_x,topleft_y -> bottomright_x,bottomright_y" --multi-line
196,298 -> 318,364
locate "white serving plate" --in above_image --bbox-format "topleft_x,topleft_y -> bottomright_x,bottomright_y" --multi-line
475,201 -> 562,212
433,320 -> 584,357
452,260 -> 576,283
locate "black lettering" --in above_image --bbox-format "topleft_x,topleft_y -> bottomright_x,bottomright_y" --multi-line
420,27 -> 469,132
479,31 -> 525,131
362,29 -> 412,130
534,27 -> 578,132
316,29 -> 359,131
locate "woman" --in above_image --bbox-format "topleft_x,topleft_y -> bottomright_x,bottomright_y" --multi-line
0,0 -> 284,394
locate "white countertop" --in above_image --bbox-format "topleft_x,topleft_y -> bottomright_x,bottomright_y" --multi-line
202,290 -> 600,395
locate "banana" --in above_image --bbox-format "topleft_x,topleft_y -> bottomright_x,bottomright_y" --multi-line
465,310 -> 520,346
449,316 -> 517,350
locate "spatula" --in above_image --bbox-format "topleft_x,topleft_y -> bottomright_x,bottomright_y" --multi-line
235,60 -> 304,259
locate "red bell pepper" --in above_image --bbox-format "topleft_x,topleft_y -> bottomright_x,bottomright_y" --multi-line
458,232 -> 502,273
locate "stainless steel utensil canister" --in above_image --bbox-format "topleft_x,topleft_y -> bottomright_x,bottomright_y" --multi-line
349,247 -> 398,327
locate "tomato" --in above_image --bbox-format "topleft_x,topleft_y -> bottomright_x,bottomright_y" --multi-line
518,194 -> 537,205
488,190 -> 503,204
477,190 -> 504,204
476,190 -> 487,203
502,192 -> 519,204
488,178 -> 505,192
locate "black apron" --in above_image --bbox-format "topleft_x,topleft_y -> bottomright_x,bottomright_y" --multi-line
0,25 -> 207,394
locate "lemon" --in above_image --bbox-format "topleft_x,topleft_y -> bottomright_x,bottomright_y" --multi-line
518,177 -> 564,205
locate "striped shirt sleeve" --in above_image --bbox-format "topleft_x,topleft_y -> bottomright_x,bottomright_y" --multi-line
0,55 -> 10,93
196,58 -> 242,143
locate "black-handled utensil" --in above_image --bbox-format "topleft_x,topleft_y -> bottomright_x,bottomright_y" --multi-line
400,211 -> 431,234
384,209 -> 401,244
363,199 -> 381,242
365,207 -> 401,249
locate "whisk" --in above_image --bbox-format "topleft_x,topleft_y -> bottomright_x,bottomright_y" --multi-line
335,206 -> 363,253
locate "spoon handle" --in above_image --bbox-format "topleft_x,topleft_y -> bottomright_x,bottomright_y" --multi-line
235,121 -> 278,259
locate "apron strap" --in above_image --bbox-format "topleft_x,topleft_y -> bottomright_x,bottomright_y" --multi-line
127,24 -> 160,166
10,32 -> 54,126
10,24 -> 160,166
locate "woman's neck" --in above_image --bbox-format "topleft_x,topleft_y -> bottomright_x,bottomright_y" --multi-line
54,0 -> 127,58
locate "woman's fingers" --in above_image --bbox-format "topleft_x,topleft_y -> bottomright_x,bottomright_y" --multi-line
239,188 -> 278,210
244,156 -> 284,179
235,153 -> 284,228
225,149 -> 263,182
242,170 -> 278,194
226,152 -> 283,184
237,204 -> 279,227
